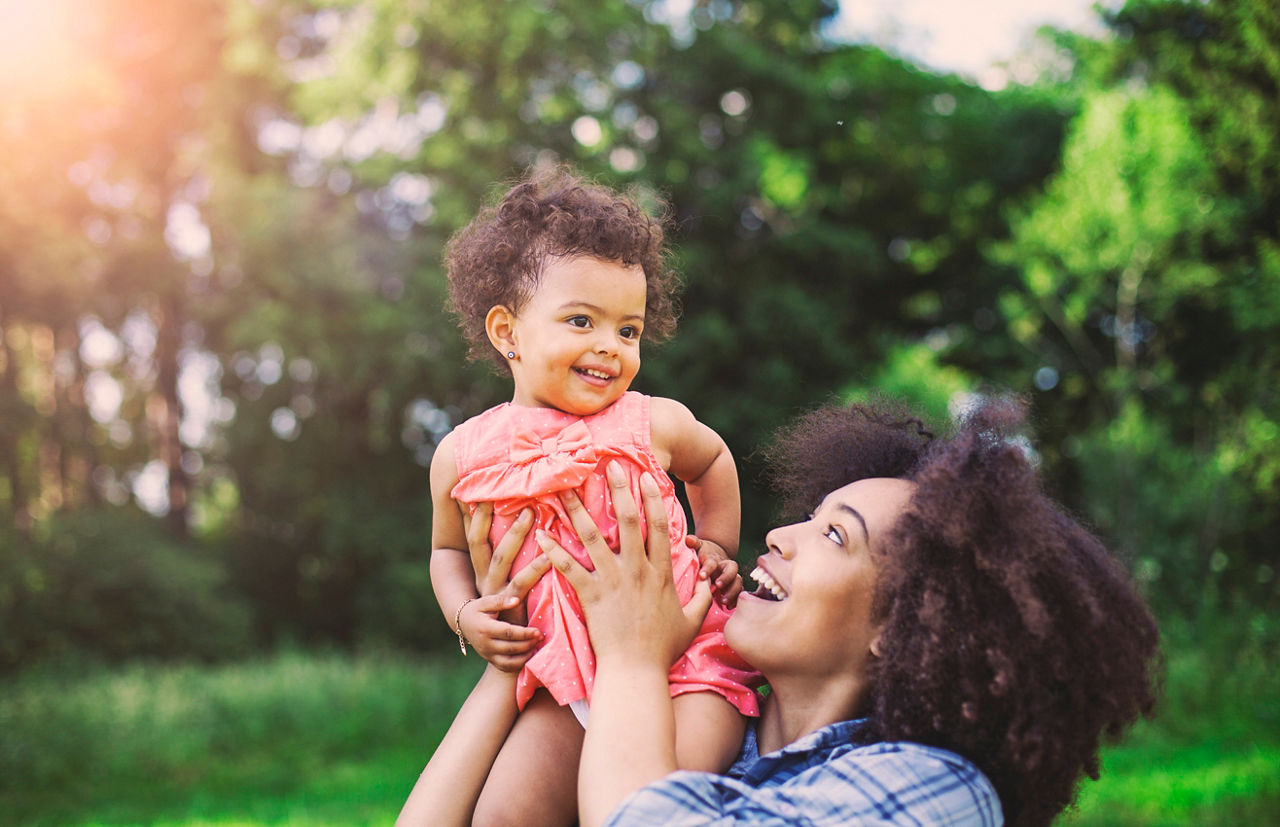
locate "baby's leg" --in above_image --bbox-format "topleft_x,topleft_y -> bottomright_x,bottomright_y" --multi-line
672,691 -> 747,773
472,689 -> 583,826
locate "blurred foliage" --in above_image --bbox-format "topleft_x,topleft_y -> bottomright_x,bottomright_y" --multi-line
0,0 -> 1276,667
0,507 -> 249,670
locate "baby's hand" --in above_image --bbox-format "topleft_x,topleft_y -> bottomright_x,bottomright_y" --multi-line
686,535 -> 743,608
457,595 -> 543,672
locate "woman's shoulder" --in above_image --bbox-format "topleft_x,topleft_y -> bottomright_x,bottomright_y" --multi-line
607,737 -> 1001,827
817,740 -> 1002,825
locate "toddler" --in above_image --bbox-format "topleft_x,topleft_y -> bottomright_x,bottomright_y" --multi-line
430,167 -> 758,824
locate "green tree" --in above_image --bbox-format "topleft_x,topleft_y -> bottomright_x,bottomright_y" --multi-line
0,0 -> 266,665
991,0 -> 1279,613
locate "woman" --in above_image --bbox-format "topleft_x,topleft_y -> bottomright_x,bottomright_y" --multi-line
400,399 -> 1160,826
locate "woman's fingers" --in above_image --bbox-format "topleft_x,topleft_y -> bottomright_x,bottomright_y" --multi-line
639,473 -> 672,578
505,546 -> 551,599
536,530 -> 594,596
553,466 -> 671,586
605,461 -> 644,562
557,483 -> 612,574
490,508 -> 533,584
469,505 -> 534,595
640,476 -> 680,599
466,502 -> 495,580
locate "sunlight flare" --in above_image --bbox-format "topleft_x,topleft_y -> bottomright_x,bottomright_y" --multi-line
0,0 -> 82,97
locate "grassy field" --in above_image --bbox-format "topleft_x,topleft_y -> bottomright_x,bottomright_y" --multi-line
3,612 -> 1276,826
0,652 -> 486,826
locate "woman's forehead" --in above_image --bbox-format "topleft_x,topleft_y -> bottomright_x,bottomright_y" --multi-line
819,478 -> 916,534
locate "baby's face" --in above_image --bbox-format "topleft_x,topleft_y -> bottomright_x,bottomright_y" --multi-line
507,255 -> 646,416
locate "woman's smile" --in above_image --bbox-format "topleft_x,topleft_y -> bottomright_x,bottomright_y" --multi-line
746,563 -> 789,601
727,478 -> 915,675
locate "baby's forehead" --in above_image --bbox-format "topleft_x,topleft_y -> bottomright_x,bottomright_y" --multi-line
528,255 -> 645,296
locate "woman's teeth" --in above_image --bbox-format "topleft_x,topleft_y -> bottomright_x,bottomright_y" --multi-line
749,566 -> 788,601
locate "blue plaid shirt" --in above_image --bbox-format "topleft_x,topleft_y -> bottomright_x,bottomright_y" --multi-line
604,718 -> 1002,826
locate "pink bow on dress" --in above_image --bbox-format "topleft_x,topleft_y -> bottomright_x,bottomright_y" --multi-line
508,419 -> 601,473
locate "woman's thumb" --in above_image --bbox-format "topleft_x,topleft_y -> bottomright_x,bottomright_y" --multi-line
682,576 -> 714,637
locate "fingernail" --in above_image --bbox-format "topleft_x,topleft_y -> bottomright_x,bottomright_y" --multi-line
535,530 -> 551,548
517,509 -> 532,524
505,596 -> 519,607
640,472 -> 658,492
607,461 -> 623,481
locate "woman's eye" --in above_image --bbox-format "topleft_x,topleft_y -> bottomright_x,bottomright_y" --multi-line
567,316 -> 591,328
824,526 -> 844,546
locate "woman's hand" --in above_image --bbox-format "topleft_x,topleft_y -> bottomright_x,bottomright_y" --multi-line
537,461 -> 714,826
456,504 -> 546,672
537,462 -> 713,672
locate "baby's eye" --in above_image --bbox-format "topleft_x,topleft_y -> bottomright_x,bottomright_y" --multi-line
619,325 -> 640,340
567,315 -> 591,328
824,526 -> 844,546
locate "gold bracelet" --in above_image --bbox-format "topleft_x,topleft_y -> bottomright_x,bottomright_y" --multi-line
454,598 -> 476,655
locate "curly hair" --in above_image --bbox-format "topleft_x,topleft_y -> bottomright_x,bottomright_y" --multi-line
764,397 -> 1161,827
445,166 -> 680,373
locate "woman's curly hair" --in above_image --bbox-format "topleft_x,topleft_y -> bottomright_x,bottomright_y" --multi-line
764,397 -> 1161,827
445,166 -> 680,373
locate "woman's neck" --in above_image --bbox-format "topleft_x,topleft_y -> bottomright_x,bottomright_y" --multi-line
755,674 -> 869,756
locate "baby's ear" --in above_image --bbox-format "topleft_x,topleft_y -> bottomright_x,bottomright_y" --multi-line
485,305 -> 517,355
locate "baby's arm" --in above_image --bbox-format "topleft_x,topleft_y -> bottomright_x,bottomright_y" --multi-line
398,517 -> 551,827
649,397 -> 742,603
430,432 -> 540,670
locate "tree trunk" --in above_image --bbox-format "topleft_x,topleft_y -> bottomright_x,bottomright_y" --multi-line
67,323 -> 100,506
0,303 -> 30,532
154,291 -> 189,539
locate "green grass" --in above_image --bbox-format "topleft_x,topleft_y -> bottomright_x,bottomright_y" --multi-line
0,651 -> 483,825
2,609 -> 1276,826
1060,608 -> 1280,825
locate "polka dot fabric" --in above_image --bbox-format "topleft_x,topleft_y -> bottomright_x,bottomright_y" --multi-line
451,391 -> 760,716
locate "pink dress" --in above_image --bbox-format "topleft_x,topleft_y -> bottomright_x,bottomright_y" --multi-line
450,391 -> 760,717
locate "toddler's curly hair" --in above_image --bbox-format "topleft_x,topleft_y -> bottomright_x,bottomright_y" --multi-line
764,397 -> 1161,827
445,166 -> 680,373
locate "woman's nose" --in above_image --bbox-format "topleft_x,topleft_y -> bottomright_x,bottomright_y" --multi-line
763,524 -> 794,559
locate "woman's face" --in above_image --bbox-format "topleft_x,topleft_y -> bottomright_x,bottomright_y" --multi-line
727,477 -> 915,683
